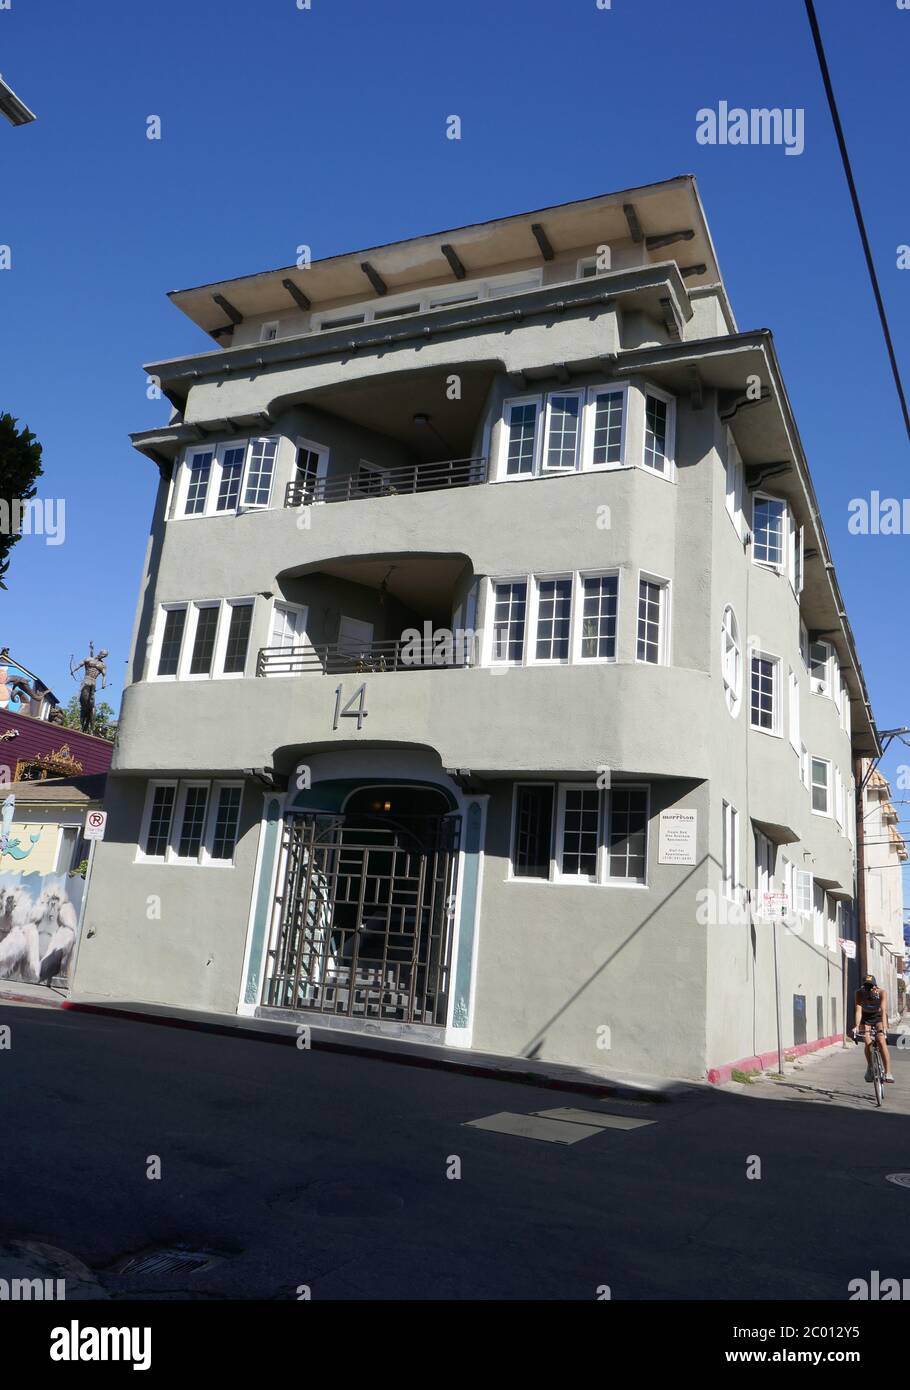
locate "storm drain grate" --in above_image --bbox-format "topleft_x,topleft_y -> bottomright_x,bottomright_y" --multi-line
111,1248 -> 222,1278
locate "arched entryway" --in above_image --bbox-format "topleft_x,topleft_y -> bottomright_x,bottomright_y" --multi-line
264,783 -> 461,1027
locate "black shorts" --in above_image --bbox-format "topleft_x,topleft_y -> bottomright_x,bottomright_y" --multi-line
860,1016 -> 883,1032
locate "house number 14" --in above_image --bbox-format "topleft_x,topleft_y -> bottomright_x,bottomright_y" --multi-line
333,682 -> 368,731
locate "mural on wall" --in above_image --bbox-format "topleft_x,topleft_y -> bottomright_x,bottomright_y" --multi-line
0,871 -> 84,985
0,659 -> 51,718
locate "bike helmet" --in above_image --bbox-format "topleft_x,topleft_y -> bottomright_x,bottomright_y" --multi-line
861,974 -> 877,988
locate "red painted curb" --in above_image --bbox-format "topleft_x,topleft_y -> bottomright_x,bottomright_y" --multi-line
707,1032 -> 844,1084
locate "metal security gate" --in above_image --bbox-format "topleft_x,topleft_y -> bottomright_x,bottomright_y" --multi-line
265,811 -> 461,1026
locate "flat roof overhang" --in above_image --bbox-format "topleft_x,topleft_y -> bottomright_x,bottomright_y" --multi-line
0,75 -> 36,126
166,174 -> 727,338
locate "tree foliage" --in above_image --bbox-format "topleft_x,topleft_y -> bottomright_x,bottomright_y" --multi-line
0,413 -> 43,589
59,694 -> 118,742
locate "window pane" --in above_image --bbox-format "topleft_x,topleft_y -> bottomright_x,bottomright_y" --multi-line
751,655 -> 776,729
609,787 -> 648,881
157,608 -> 186,676
560,788 -> 600,878
753,497 -> 784,566
513,785 -> 554,878
580,575 -> 618,659
643,395 -> 668,472
591,391 -> 624,466
506,402 -> 538,476
243,440 -> 277,506
178,786 -> 209,858
145,785 -> 176,856
211,786 -> 242,860
545,395 -> 581,471
215,446 -> 246,511
637,580 -> 662,663
296,447 -> 321,495
811,760 -> 829,813
492,580 -> 527,662
189,606 -> 219,676
184,451 -> 213,514
535,577 -> 572,661
222,603 -> 252,674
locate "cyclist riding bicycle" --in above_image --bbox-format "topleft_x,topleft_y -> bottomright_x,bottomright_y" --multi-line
853,974 -> 894,1084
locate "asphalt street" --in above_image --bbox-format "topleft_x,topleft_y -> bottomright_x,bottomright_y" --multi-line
2,1003 -> 909,1300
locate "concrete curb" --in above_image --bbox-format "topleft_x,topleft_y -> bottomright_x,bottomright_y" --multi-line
57,996 -> 687,1105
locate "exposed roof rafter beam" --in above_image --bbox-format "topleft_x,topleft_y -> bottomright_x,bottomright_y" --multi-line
281,277 -> 311,311
646,229 -> 695,251
530,222 -> 555,261
360,261 -> 388,296
659,297 -> 681,342
212,293 -> 242,325
623,203 -> 643,243
440,243 -> 466,280
680,263 -> 707,279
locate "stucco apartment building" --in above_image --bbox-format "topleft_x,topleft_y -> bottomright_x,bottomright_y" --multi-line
74,176 -> 879,1080
862,767 -> 906,1019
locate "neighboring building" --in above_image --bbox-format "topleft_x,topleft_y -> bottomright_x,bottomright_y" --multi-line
75,176 -> 879,1080
0,707 -> 113,784
0,774 -> 105,878
0,650 -> 58,720
862,766 -> 906,1019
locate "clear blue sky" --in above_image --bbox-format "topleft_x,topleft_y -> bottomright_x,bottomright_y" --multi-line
1,0 -> 908,832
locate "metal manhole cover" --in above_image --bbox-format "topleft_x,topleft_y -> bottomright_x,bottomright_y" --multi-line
886,1173 -> 910,1189
110,1248 -> 222,1278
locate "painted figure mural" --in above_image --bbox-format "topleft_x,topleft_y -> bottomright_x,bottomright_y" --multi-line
0,871 -> 84,985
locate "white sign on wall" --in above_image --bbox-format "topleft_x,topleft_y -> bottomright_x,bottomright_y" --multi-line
839,938 -> 857,960
762,891 -> 791,922
84,810 -> 107,841
657,809 -> 697,865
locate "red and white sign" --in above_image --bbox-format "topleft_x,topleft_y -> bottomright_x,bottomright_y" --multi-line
839,938 -> 857,960
84,810 -> 107,841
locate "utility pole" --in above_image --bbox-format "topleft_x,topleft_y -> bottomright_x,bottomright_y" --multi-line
854,753 -> 868,982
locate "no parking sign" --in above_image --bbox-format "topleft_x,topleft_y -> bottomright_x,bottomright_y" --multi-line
84,810 -> 107,841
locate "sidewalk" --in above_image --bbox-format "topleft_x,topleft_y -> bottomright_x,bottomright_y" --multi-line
0,979 -> 694,1104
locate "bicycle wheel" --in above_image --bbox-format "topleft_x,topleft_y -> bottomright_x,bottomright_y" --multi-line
874,1059 -> 884,1107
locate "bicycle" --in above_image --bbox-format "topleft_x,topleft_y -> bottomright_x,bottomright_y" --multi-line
854,1026 -> 886,1107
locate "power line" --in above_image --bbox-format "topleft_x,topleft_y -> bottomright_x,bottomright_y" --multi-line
804,1 -> 910,442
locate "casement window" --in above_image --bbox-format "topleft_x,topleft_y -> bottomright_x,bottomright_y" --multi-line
501,397 -> 541,477
750,651 -> 780,733
242,438 -> 278,508
722,800 -> 739,900
295,439 -> 329,499
490,579 -> 528,663
267,601 -> 309,666
721,605 -> 742,715
795,868 -> 813,916
260,321 -> 279,342
318,312 -> 366,331
138,779 -> 243,866
642,389 -> 674,475
752,495 -> 786,568
841,685 -> 852,738
150,598 -> 254,681
811,757 -> 831,816
355,460 -> 390,497
724,430 -> 746,536
808,640 -> 831,695
556,784 -> 601,881
787,669 -> 800,753
509,782 -> 649,885
532,575 -> 573,663
184,450 -> 213,515
215,445 -> 247,513
799,621 -> 810,669
636,576 -> 669,664
542,393 -> 584,473
512,784 -> 555,879
575,572 -> 619,661
585,387 -> 627,470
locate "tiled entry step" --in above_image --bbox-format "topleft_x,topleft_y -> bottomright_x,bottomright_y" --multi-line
464,1107 -> 656,1145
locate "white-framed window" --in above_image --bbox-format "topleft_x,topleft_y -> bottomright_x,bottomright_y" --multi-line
489,579 -> 528,664
183,448 -> 214,515
721,605 -> 742,716
242,438 -> 278,508
509,782 -> 648,885
574,571 -> 619,662
834,766 -> 845,830
795,868 -> 813,916
530,575 -> 573,664
724,429 -> 745,537
584,385 -> 628,471
555,784 -> 602,882
811,757 -> 831,816
752,494 -> 786,569
355,460 -> 390,497
137,778 -> 243,866
150,598 -> 255,681
841,684 -> 852,738
722,800 -> 739,900
789,514 -> 804,594
808,639 -> 831,696
642,387 -> 675,476
294,438 -> 329,499
214,443 -> 248,513
267,601 -> 309,672
312,269 -> 542,333
787,668 -> 800,753
750,651 -> 781,734
799,621 -> 810,669
260,321 -> 279,343
500,396 -> 541,478
636,574 -> 669,665
542,392 -> 584,473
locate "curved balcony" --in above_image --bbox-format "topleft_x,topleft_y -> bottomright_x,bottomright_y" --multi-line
285,456 -> 487,507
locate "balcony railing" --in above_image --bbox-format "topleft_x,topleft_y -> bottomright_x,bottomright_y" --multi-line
285,456 -> 487,507
258,638 -> 476,677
